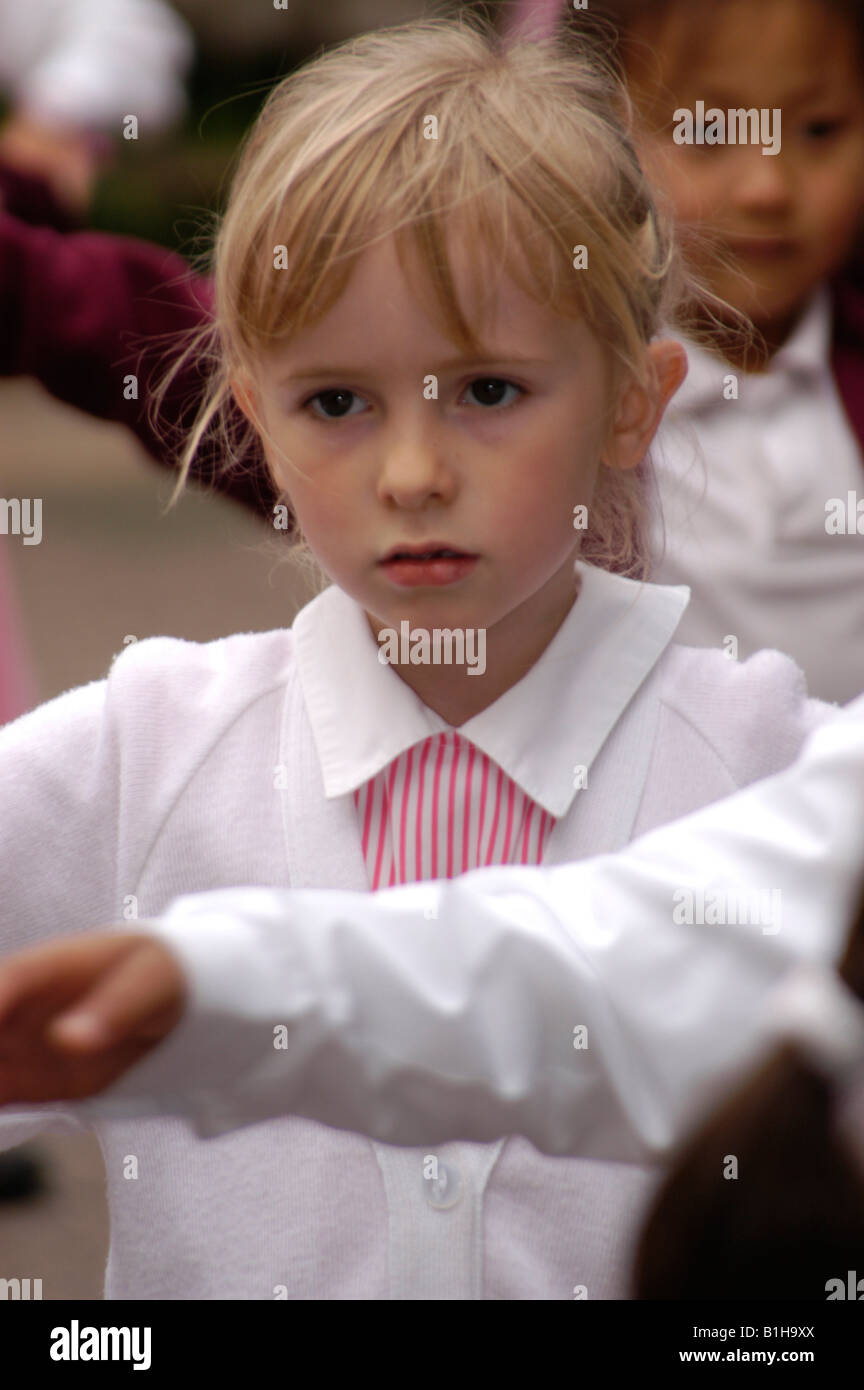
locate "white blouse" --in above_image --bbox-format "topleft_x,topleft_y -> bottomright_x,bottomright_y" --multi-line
0,565 -> 837,1297
651,289 -> 864,703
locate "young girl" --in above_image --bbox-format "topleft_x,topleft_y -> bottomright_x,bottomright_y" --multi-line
0,14 -> 842,1300
587,0 -> 864,703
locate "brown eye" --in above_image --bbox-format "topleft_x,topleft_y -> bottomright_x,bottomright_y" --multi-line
804,118 -> 846,139
306,389 -> 365,419
464,379 -> 522,408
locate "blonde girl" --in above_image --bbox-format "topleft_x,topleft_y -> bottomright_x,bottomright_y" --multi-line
0,15 -> 836,1298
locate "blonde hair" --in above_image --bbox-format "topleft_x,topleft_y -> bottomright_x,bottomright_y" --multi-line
159,10 -> 708,581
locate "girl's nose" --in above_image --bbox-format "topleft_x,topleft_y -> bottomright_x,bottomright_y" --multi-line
377,417 -> 457,509
729,146 -> 795,214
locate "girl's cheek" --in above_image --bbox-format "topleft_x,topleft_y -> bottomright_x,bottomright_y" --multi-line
673,167 -> 728,221
640,164 -> 704,225
813,161 -> 864,221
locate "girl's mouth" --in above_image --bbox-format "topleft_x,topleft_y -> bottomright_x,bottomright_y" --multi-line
725,236 -> 797,261
379,548 -> 479,587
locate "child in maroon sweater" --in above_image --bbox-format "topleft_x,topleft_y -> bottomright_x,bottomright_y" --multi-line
0,163 -> 277,522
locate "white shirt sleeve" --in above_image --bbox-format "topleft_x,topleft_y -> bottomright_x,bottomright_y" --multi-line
0,0 -> 194,132
72,694 -> 864,1161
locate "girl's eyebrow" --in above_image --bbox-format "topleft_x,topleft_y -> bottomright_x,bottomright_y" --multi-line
280,355 -> 555,383
690,81 -> 839,111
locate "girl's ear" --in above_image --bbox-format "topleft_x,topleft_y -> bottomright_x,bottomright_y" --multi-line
604,340 -> 688,471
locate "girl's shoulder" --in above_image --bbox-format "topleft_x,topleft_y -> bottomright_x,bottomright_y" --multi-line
0,627 -> 300,770
653,643 -> 836,787
106,626 -> 297,708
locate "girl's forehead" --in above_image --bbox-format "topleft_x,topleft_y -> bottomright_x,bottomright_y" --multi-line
271,283 -> 589,364
258,237 -> 596,375
625,0 -> 863,104
313,232 -> 556,335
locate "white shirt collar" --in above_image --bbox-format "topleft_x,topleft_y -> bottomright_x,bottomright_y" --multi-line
667,286 -> 832,415
292,563 -> 690,817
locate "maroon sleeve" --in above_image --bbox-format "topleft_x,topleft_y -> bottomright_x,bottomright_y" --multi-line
0,161 -> 80,232
0,202 -> 277,522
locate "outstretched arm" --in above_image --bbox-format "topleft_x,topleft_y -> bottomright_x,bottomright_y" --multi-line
0,203 -> 278,520
4,696 -> 863,1162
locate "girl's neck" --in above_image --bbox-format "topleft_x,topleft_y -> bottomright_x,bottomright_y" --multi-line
367,570 -> 581,727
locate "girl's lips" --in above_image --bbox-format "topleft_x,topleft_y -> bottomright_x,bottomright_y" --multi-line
379,555 -> 478,587
725,237 -> 797,260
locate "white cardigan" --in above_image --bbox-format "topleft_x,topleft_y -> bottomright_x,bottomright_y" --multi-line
87,699 -> 864,1164
0,588 -> 835,1299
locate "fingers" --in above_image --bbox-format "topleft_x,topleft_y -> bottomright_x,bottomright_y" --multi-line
0,930 -> 187,1048
0,1032 -> 167,1105
49,941 -> 188,1052
0,931 -> 189,1104
0,932 -> 135,1024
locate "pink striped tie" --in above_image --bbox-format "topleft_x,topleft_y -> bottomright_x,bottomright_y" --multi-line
353,730 -> 556,889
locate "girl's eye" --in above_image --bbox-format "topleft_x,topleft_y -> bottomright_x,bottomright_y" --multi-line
303,378 -> 523,419
803,118 -> 846,140
463,378 -> 523,409
305,389 -> 367,420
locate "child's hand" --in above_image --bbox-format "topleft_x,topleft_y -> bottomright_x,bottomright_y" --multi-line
0,931 -> 188,1104
0,114 -> 99,213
